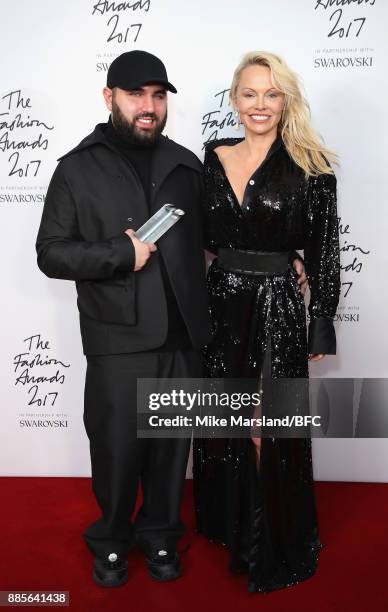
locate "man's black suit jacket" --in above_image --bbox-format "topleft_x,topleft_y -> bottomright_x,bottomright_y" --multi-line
36,124 -> 212,355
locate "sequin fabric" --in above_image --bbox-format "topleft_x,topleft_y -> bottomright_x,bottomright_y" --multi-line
193,137 -> 340,593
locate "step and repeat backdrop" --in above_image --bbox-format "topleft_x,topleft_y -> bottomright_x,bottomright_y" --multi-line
1,0 -> 387,479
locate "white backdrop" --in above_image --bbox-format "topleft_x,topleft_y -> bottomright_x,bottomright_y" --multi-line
1,0 -> 387,479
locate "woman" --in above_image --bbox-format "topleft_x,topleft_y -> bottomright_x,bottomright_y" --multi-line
193,52 -> 340,593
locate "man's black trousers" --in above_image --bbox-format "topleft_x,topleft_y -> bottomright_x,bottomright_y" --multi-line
83,348 -> 203,558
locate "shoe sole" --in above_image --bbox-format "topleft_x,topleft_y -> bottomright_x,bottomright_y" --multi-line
147,559 -> 182,582
92,570 -> 128,588
147,567 -> 182,582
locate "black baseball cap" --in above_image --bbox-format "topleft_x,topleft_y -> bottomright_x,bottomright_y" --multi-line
107,50 -> 177,93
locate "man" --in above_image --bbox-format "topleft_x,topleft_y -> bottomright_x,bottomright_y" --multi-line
36,50 -> 211,587
36,50 -> 307,588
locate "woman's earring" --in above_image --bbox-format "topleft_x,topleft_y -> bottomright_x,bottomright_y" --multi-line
234,110 -> 240,131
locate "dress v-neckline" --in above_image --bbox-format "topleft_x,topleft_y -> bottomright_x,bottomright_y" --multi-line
210,137 -> 282,212
211,147 -> 252,210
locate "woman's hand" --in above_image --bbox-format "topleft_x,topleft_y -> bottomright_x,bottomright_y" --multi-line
292,257 -> 308,296
309,354 -> 325,362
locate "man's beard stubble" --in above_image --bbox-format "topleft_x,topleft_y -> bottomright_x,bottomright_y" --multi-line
111,98 -> 167,147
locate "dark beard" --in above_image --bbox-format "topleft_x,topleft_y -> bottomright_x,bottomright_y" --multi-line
111,98 -> 167,147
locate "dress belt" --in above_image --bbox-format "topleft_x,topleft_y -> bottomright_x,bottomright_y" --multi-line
217,248 -> 291,276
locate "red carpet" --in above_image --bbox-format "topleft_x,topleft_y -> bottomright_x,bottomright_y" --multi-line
0,478 -> 387,611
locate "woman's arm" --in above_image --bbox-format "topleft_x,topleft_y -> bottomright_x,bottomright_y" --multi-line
304,172 -> 341,356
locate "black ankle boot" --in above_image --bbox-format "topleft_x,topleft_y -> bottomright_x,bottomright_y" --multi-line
146,549 -> 181,582
92,553 -> 128,587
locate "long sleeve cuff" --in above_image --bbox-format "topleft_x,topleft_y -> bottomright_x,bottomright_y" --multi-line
308,316 -> 336,355
114,233 -> 136,273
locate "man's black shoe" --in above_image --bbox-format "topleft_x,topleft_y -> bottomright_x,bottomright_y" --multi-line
92,553 -> 128,587
146,549 -> 181,582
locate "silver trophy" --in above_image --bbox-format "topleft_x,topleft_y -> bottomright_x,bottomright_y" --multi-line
135,204 -> 185,243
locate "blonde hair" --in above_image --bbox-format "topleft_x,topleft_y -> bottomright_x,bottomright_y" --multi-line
230,51 -> 337,177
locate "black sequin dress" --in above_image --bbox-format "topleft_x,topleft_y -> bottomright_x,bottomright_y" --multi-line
193,137 -> 340,592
